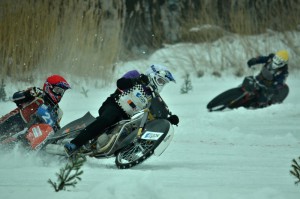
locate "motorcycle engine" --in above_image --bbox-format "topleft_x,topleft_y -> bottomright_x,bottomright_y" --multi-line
96,133 -> 109,149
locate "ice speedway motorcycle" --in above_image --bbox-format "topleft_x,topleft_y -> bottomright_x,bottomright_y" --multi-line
0,90 -> 175,169
206,75 -> 289,112
0,99 -> 56,151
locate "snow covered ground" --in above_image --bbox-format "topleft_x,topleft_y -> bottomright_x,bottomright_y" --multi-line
0,71 -> 300,199
1,30 -> 300,198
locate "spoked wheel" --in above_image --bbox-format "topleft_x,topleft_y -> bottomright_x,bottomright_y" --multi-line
115,139 -> 156,169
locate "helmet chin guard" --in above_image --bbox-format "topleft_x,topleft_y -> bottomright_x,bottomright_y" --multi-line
146,64 -> 176,93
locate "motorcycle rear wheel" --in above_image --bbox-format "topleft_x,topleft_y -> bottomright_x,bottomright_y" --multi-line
270,84 -> 289,104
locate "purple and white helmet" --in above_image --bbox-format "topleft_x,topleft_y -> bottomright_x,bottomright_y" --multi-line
146,64 -> 176,93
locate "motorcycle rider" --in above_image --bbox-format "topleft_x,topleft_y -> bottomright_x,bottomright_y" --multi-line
64,64 -> 179,156
0,74 -> 71,146
247,50 -> 289,107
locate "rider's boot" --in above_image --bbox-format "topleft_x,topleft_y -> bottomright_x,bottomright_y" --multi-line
64,142 -> 78,156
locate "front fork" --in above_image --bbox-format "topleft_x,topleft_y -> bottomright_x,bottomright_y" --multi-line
137,109 -> 149,138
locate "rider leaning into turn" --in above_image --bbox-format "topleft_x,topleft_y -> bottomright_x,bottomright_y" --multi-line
0,75 -> 71,141
64,64 -> 180,156
247,50 -> 289,107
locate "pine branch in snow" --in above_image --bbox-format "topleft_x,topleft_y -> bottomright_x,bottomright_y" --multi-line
290,157 -> 300,185
80,87 -> 89,98
180,73 -> 192,94
48,155 -> 86,192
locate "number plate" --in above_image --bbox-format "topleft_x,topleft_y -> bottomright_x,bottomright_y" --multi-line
141,131 -> 163,140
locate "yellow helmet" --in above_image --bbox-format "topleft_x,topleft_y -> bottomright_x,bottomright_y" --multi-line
272,50 -> 288,69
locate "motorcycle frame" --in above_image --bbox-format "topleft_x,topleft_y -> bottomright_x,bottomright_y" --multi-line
91,112 -> 145,158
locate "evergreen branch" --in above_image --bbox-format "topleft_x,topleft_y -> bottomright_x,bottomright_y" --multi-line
48,155 -> 86,192
290,157 -> 300,185
292,159 -> 300,167
80,87 -> 89,98
47,179 -> 58,191
180,73 -> 193,94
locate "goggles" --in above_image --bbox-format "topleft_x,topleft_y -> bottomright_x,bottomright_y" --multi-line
154,70 -> 175,86
52,86 -> 65,96
155,76 -> 168,86
272,56 -> 285,69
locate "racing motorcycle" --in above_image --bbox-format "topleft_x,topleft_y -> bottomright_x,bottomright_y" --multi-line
43,91 -> 175,169
0,101 -> 59,151
206,75 -> 289,112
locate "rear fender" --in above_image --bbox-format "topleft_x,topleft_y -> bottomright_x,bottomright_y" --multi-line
26,124 -> 54,150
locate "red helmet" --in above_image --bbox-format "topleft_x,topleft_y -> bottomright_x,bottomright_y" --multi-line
43,75 -> 71,104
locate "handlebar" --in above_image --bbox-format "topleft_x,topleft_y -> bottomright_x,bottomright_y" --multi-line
242,76 -> 267,94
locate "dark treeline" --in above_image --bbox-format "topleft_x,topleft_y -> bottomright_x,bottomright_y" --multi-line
124,0 -> 300,52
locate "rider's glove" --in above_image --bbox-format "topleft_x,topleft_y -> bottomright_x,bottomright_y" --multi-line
29,87 -> 40,97
167,115 -> 179,126
23,88 -> 36,99
247,58 -> 257,68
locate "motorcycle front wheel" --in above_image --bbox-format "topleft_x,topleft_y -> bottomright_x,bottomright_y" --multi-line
115,139 -> 156,169
207,88 -> 246,111
115,119 -> 173,169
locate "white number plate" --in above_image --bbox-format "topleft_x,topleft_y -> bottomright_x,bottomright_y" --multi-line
141,131 -> 163,140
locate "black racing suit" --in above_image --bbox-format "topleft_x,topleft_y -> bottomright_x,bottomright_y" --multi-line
70,77 -> 143,148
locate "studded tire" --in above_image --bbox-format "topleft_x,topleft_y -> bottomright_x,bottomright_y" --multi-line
115,139 -> 159,169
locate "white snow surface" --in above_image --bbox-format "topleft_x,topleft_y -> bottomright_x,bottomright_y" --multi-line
1,35 -> 300,198
1,74 -> 299,199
